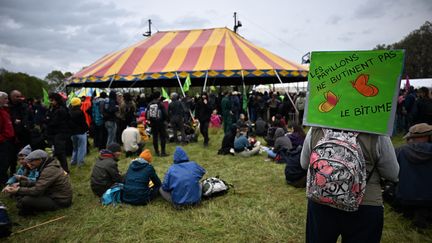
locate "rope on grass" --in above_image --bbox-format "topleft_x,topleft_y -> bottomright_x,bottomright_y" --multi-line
12,216 -> 66,235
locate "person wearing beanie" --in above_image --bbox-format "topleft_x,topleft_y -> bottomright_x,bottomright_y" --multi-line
6,145 -> 40,185
70,97 -> 81,107
90,143 -> 124,197
69,96 -> 89,167
3,149 -> 73,216
160,146 -> 206,208
122,149 -> 161,205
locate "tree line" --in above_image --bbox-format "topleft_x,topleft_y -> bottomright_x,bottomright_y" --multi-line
1,21 -> 431,99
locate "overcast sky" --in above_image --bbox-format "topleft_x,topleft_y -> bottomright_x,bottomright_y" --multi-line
0,0 -> 431,79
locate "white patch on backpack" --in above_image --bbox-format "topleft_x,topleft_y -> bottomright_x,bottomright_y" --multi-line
148,103 -> 160,120
201,177 -> 230,198
307,129 -> 366,212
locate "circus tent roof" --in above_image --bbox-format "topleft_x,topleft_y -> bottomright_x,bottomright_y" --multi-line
68,27 -> 308,87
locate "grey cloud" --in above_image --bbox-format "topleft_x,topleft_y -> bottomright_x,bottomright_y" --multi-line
327,15 -> 342,25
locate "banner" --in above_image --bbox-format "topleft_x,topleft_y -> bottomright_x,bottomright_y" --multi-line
304,50 -> 405,135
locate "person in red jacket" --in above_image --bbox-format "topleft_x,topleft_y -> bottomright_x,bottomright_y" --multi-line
0,91 -> 15,185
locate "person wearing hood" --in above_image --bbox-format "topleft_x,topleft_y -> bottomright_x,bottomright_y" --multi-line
122,149 -> 161,205
2,150 -> 72,215
90,143 -> 124,197
159,146 -> 206,207
263,127 -> 292,159
389,123 -> 432,228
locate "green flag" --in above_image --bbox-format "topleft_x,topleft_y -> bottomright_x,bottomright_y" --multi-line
183,74 -> 191,92
66,91 -> 76,106
42,88 -> 49,107
242,92 -> 248,113
162,87 -> 170,100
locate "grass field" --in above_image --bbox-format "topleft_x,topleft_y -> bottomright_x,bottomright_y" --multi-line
2,128 -> 431,242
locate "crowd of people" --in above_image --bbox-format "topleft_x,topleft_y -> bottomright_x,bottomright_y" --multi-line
0,85 -> 431,241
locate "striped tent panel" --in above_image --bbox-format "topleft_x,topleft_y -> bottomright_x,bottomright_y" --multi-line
70,27 -> 307,84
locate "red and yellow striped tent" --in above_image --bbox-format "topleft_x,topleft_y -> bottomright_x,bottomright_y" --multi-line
68,27 -> 308,88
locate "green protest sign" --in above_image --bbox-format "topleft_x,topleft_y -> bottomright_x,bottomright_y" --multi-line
304,50 -> 405,135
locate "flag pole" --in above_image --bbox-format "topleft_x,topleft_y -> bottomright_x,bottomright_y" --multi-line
202,70 -> 208,92
274,70 -> 298,114
175,72 -> 186,97
175,72 -> 195,121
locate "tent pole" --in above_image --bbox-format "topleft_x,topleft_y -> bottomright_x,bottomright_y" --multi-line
108,75 -> 115,89
274,70 -> 298,114
175,72 -> 195,120
202,71 -> 208,92
175,72 -> 186,97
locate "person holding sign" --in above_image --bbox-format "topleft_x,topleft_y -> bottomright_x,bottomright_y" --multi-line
301,50 -> 404,242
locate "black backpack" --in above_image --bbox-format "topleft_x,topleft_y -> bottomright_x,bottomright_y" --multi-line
0,204 -> 12,238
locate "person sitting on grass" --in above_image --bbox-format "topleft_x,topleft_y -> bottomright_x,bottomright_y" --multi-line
262,127 -> 292,161
288,124 -> 306,148
121,121 -> 144,158
90,143 -> 124,197
159,146 -> 206,208
6,145 -> 39,185
122,149 -> 162,205
3,150 -> 72,216
385,123 -> 432,228
234,125 -> 261,157
218,125 -> 237,155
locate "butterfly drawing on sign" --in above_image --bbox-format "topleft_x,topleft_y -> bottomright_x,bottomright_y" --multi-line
351,74 -> 379,97
318,91 -> 339,113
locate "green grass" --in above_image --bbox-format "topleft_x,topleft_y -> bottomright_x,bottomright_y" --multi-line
2,128 -> 431,242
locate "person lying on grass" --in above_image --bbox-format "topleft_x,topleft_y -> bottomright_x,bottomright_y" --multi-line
2,150 -> 72,216
159,146 -> 206,208
90,143 -> 124,197
122,149 -> 162,205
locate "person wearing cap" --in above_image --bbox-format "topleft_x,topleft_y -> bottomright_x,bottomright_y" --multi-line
90,143 -> 124,197
46,92 -> 71,173
122,149 -> 161,205
6,145 -> 39,185
2,149 -> 72,215
69,97 -> 89,167
159,146 -> 206,208
387,123 -> 432,228
0,91 -> 15,185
